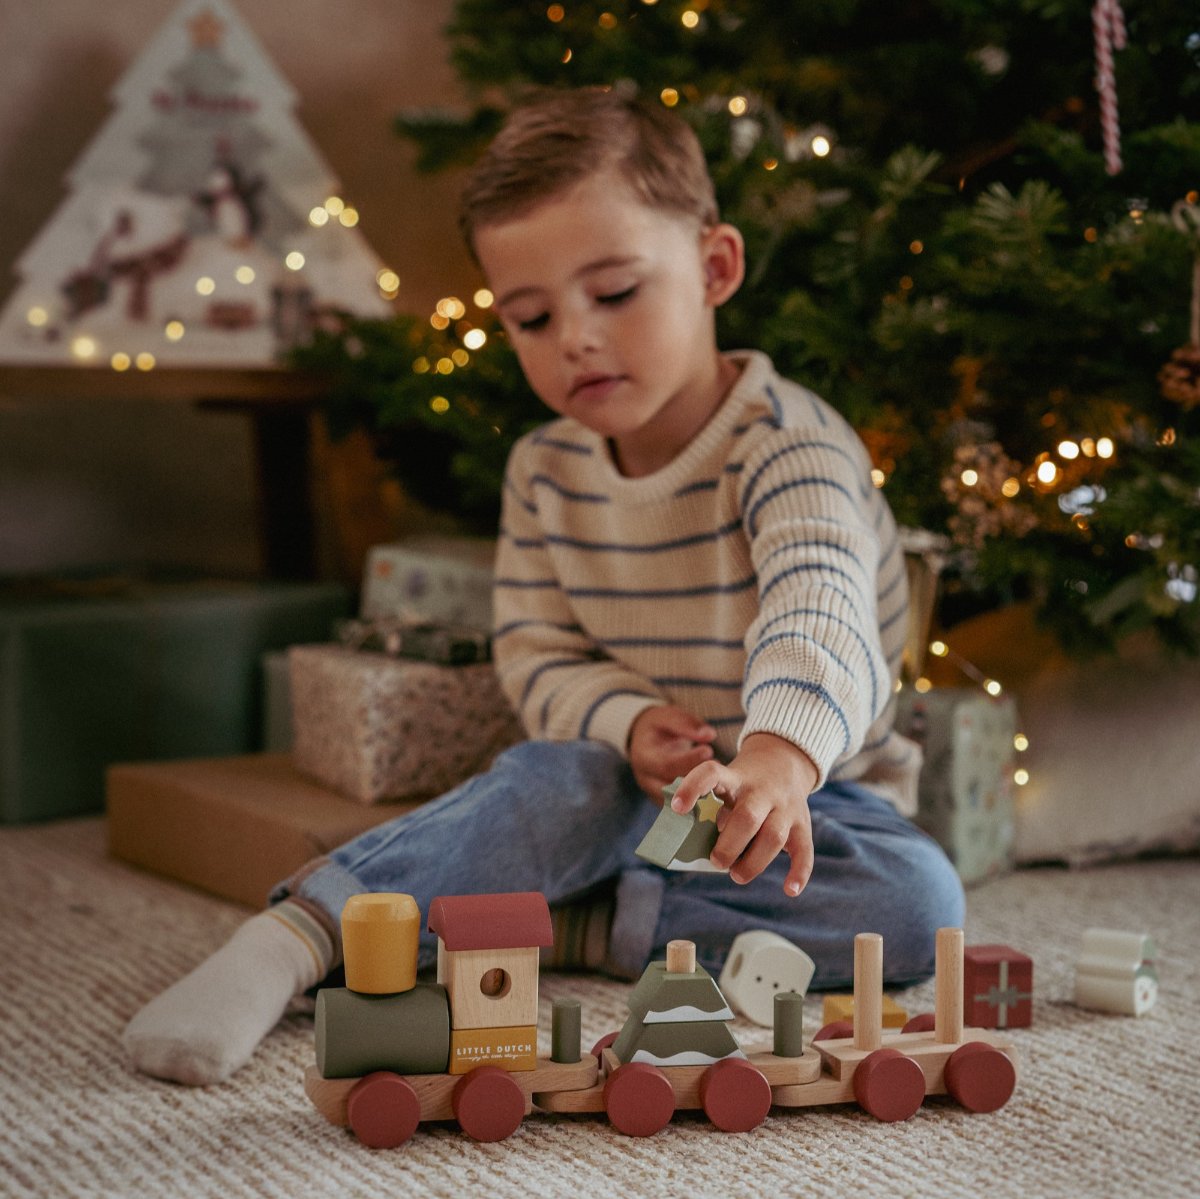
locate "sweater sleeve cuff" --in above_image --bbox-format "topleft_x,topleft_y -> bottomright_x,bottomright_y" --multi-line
586,693 -> 665,757
738,682 -> 852,788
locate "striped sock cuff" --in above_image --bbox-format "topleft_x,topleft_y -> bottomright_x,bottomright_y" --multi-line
266,899 -> 337,983
546,887 -> 616,972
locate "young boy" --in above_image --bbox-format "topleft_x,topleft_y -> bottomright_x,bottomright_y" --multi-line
123,88 -> 962,1086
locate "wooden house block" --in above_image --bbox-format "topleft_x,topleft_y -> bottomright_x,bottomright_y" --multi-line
428,892 -> 553,1031
437,943 -> 541,1030
963,943 -> 1033,1029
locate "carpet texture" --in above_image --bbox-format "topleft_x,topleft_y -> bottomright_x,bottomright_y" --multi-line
1,818 -> 1197,1199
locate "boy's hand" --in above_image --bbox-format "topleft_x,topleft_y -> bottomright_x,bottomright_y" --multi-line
669,732 -> 818,897
628,705 -> 717,803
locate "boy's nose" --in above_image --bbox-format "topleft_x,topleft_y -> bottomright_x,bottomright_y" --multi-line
558,309 -> 600,359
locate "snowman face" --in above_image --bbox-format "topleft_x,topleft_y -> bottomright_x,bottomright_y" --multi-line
718,932 -> 815,1027
1131,971 -> 1159,1016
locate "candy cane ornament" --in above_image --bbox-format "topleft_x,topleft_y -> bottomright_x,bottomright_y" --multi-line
1092,0 -> 1127,176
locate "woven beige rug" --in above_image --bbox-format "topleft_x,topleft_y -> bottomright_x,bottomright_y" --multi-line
2,818 -> 1197,1199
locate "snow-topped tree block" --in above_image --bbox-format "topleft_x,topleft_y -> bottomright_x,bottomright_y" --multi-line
0,0 -> 392,368
634,779 -> 727,872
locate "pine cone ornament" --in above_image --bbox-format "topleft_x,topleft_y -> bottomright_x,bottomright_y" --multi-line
1159,344 -> 1200,408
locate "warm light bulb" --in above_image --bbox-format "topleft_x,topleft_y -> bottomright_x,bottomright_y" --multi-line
681,9 -> 700,27
1057,440 -> 1080,460
929,640 -> 948,658
285,252 -> 305,271
235,265 -> 256,285
811,135 -> 831,157
1013,768 -> 1030,786
728,96 -> 748,116
135,352 -> 156,371
196,276 -> 216,295
309,207 -> 330,227
1036,460 -> 1059,485
164,320 -> 185,341
1096,437 -> 1115,459
377,269 -> 400,293
473,288 -> 494,309
412,356 -> 431,374
436,357 -> 454,374
452,348 -> 470,367
660,87 -> 680,107
914,677 -> 933,693
430,395 -> 450,413
1014,733 -> 1029,752
463,328 -> 487,350
71,335 -> 97,360
1001,477 -> 1020,498
547,3 -> 565,20
324,196 -> 345,215
960,468 -> 979,487
870,468 -> 885,488
26,306 -> 48,327
984,679 -> 1002,696
111,352 -> 131,371
339,207 -> 359,227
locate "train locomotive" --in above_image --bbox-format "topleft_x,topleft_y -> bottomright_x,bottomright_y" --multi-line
304,890 -> 1019,1147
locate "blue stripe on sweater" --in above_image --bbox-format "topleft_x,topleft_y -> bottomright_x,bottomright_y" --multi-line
740,441 -> 861,516
745,477 -> 858,538
744,628 -> 878,720
579,688 -> 661,738
531,433 -> 592,455
540,520 -> 742,554
567,575 -> 757,600
529,474 -> 609,503
759,560 -> 867,608
601,636 -> 744,651
652,677 -> 743,691
493,619 -> 583,641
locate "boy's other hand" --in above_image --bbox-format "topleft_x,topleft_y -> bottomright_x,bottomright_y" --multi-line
628,705 -> 717,803
670,732 -> 818,897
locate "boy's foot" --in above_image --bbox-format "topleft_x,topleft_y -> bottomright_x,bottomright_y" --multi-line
122,901 -> 335,1085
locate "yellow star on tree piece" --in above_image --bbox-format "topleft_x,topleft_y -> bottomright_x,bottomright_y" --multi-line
695,793 -> 723,824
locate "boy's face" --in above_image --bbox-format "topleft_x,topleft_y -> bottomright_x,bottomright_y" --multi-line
475,170 -> 743,476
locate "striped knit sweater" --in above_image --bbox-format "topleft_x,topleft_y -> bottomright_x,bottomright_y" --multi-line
492,350 -> 920,815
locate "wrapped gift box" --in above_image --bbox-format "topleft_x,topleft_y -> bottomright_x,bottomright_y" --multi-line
289,644 -> 524,803
360,536 -> 495,631
107,753 -> 419,909
963,943 -> 1034,1029
0,578 -> 350,824
895,686 -> 1018,884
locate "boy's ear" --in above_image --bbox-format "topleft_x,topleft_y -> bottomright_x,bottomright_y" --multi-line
701,223 -> 745,308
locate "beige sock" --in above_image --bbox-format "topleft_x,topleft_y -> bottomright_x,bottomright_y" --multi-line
542,886 -> 616,972
122,901 -> 335,1086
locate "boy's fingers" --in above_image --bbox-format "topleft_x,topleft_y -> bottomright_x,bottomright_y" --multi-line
669,760 -> 729,812
783,823 -> 815,897
726,810 -> 789,884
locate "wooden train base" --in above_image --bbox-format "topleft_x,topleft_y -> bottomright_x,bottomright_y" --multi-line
304,908 -> 1018,1146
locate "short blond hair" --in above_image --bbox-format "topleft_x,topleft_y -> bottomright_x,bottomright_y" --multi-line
459,87 -> 719,259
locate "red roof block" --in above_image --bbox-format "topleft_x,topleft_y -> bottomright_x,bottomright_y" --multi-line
427,892 -> 553,951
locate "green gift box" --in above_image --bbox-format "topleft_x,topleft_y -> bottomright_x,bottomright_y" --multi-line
0,577 -> 350,823
895,686 -> 1018,884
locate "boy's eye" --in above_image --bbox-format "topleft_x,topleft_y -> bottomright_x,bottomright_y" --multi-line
516,312 -> 550,332
597,285 -> 638,306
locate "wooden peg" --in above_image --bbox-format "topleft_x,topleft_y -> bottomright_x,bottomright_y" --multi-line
666,940 -> 696,974
935,927 -> 965,1044
853,933 -> 883,1052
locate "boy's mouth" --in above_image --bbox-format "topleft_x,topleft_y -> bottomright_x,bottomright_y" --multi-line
569,372 -> 625,401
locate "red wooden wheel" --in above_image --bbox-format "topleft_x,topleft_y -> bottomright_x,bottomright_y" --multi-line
812,1019 -> 855,1042
852,1048 -> 926,1122
346,1071 -> 422,1149
902,1012 -> 937,1034
603,1062 -> 676,1137
590,1030 -> 620,1061
944,1041 -> 1017,1113
451,1065 -> 526,1142
699,1057 -> 772,1133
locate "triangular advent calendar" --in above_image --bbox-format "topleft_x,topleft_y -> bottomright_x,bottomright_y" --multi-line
0,0 -> 393,368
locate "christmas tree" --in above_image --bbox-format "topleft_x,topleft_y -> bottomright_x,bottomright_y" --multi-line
295,0 -> 1200,653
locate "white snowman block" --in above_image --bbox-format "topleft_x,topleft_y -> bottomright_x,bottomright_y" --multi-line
718,930 -> 816,1027
1073,928 -> 1158,1016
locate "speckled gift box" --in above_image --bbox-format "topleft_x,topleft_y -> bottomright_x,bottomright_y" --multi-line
288,644 -> 524,803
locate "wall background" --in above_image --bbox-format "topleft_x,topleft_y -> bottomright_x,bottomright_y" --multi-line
0,0 -> 473,578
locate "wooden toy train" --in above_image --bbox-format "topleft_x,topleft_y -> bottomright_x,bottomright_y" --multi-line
303,891 -> 1019,1147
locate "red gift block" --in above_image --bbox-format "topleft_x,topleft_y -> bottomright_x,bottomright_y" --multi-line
963,944 -> 1033,1029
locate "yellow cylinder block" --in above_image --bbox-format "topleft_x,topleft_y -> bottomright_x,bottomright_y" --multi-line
341,892 -> 420,994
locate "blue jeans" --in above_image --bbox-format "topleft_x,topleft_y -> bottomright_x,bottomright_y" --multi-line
274,740 -> 963,989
